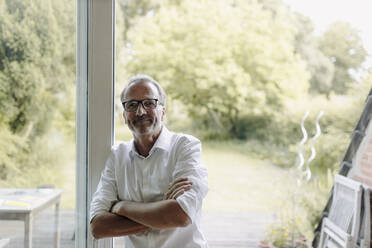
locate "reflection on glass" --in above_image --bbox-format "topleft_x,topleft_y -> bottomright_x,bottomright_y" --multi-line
0,0 -> 76,247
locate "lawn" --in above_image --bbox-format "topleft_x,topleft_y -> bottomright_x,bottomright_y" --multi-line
202,141 -> 296,213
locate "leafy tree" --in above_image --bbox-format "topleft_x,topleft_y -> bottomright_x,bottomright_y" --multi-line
0,0 -> 74,135
259,1 -> 367,96
0,0 -> 75,185
118,0 -> 162,41
121,0 -> 310,139
318,21 -> 367,94
293,13 -> 335,95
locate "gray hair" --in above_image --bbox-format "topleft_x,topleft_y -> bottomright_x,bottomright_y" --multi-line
120,74 -> 167,106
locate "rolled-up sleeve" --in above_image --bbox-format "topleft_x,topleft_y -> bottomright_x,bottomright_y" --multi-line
90,152 -> 118,222
173,136 -> 208,223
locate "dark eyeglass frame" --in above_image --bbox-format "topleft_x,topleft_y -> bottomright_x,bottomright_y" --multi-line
122,98 -> 159,112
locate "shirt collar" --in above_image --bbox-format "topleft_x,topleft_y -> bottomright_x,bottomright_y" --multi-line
152,126 -> 172,152
129,126 -> 172,158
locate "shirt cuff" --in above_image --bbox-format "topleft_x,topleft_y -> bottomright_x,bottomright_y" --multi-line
175,192 -> 199,223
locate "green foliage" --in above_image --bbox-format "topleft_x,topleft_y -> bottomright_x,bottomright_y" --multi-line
0,125 -> 24,180
262,176 -> 331,248
282,7 -> 368,96
121,0 -> 310,139
258,94 -> 358,173
247,1 -> 369,97
0,0 -> 75,186
118,0 -> 162,41
318,21 -> 367,94
0,0 -> 75,135
115,0 -> 368,144
54,86 -> 76,139
0,133 -> 67,188
292,13 -> 335,95
260,79 -> 370,247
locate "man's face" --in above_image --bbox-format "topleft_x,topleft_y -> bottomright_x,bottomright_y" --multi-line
123,81 -> 165,137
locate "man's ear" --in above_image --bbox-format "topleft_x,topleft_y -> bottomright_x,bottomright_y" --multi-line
161,106 -> 166,121
123,111 -> 128,124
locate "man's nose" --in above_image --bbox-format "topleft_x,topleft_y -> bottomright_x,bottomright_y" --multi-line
136,103 -> 146,116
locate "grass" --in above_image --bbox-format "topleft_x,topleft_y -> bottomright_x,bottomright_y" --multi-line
202,141 -> 297,213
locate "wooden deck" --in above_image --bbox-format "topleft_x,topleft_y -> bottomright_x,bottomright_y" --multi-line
0,210 -> 274,247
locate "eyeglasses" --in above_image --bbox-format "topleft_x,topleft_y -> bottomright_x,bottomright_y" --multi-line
122,99 -> 159,112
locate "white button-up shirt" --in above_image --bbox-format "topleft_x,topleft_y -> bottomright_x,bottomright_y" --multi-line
90,127 -> 209,248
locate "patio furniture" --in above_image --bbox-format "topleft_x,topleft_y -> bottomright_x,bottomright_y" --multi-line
358,185 -> 371,248
318,175 -> 363,248
0,238 -> 9,248
0,188 -> 62,248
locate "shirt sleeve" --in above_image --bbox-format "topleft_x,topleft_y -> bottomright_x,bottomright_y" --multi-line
173,135 -> 208,223
89,151 -> 118,222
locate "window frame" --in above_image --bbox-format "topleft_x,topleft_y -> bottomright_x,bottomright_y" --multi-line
76,0 -> 115,247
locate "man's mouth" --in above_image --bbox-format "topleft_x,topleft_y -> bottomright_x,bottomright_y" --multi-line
133,117 -> 153,125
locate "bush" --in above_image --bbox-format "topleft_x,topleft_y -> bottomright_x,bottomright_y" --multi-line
259,82 -> 370,247
261,175 -> 331,247
0,130 -> 65,188
306,128 -> 350,175
267,93 -> 364,167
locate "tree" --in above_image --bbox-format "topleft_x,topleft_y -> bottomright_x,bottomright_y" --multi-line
259,1 -> 367,96
318,21 -> 367,94
292,13 -> 335,95
0,0 -> 75,185
0,0 -> 75,135
118,0 -> 162,41
121,0 -> 310,139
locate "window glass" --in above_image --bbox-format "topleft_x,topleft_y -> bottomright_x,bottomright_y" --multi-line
0,0 -> 76,247
114,0 -> 371,246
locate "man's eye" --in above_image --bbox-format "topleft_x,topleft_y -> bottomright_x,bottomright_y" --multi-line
127,102 -> 138,108
144,101 -> 156,107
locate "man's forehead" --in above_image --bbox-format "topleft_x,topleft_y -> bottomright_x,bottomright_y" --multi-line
125,81 -> 159,99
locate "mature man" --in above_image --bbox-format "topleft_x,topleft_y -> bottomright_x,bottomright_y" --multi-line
90,75 -> 209,247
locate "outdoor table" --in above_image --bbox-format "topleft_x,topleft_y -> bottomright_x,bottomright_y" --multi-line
0,238 -> 9,248
0,188 -> 62,248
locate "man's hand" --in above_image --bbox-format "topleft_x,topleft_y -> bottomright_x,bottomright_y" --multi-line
107,178 -> 193,230
111,201 -> 122,215
163,177 -> 192,200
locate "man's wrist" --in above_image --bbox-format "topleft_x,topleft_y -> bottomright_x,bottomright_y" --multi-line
111,200 -> 131,216
110,200 -> 120,214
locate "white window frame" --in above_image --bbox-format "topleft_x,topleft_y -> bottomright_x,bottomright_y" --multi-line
76,0 -> 115,247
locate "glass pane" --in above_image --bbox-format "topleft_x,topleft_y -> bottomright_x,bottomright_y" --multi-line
113,0 -> 371,247
0,0 -> 76,247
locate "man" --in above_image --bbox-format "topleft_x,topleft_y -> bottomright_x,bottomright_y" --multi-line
90,75 -> 209,247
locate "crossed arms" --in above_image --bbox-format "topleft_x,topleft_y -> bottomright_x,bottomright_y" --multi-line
90,178 -> 193,239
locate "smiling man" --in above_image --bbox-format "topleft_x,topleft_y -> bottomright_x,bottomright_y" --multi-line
90,75 -> 209,247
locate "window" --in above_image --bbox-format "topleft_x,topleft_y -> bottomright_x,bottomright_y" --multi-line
73,0 -> 371,247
